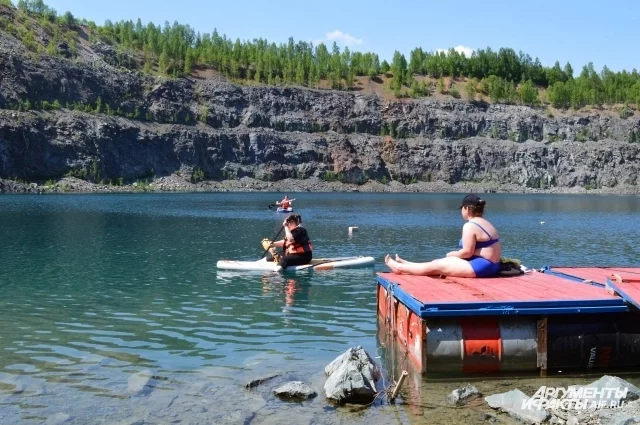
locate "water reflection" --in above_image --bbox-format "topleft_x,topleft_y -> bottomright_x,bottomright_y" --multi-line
260,274 -> 309,312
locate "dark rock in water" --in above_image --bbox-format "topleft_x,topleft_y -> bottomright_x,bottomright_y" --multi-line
324,346 -> 381,404
447,384 -> 481,406
126,369 -> 157,396
273,381 -> 316,401
245,373 -> 281,389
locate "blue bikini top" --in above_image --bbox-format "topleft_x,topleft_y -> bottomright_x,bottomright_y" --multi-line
458,221 -> 499,249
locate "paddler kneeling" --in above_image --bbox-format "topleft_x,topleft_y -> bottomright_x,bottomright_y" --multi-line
262,213 -> 313,269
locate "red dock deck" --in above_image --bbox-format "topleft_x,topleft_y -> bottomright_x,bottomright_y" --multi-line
376,268 -> 640,375
376,270 -> 628,317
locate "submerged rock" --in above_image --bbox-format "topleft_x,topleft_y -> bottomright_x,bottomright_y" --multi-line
245,373 -> 282,390
273,381 -> 317,401
485,389 -> 549,424
324,346 -> 381,404
126,369 -> 157,396
447,384 -> 481,406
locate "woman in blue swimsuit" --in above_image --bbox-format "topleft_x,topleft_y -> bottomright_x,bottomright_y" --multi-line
385,193 -> 501,278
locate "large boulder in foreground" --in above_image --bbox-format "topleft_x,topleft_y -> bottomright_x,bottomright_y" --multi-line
324,346 -> 381,404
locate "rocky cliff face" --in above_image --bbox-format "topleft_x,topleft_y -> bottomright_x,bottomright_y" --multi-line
1,26 -> 639,192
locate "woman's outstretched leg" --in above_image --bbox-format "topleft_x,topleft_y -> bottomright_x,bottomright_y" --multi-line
394,254 -> 419,264
385,255 -> 475,277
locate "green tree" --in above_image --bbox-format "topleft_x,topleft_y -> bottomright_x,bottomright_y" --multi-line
183,49 -> 193,75
548,81 -> 570,109
518,79 -> 538,105
158,46 -> 169,75
563,62 -> 574,79
295,60 -> 305,86
60,10 -> 75,27
380,60 -> 390,74
466,78 -> 477,100
390,51 -> 408,90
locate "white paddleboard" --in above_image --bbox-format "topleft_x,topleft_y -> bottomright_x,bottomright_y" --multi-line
216,256 -> 375,272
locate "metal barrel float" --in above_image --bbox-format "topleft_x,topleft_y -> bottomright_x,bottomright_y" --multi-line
425,317 -> 538,374
376,268 -> 640,375
547,313 -> 640,371
389,313 -> 640,374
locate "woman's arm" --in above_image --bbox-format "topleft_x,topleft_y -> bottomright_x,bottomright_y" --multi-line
446,223 -> 476,258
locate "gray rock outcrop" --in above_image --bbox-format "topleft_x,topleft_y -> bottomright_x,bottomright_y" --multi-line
1,16 -> 639,193
324,346 -> 381,404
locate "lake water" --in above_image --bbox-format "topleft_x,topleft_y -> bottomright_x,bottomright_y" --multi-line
0,192 -> 639,424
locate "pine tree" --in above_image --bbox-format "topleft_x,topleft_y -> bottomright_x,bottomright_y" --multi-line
295,60 -> 305,86
158,46 -> 169,75
466,78 -> 477,100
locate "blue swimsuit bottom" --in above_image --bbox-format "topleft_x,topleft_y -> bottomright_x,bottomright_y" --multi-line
467,255 -> 501,277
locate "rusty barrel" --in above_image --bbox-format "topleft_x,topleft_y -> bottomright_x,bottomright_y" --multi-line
426,317 -> 538,373
424,314 -> 640,374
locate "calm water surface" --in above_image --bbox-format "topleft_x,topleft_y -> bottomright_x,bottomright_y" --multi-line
0,192 -> 638,424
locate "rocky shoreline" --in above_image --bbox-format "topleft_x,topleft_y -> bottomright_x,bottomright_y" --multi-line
1,175 -> 639,195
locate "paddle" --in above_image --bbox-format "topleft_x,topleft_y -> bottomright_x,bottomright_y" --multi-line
260,226 -> 284,259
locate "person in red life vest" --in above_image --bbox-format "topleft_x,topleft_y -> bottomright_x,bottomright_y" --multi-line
275,195 -> 294,210
268,213 -> 312,269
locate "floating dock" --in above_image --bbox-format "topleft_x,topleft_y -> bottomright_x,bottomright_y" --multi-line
376,267 -> 640,375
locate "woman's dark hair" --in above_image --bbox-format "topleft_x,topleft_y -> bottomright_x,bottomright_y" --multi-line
466,200 -> 486,217
285,213 -> 301,224
460,193 -> 486,217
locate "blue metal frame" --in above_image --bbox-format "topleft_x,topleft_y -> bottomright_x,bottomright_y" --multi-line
376,275 -> 629,318
377,275 -> 424,314
420,306 -> 629,316
606,277 -> 640,311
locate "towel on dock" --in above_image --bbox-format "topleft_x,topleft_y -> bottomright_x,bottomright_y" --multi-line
499,257 -> 525,276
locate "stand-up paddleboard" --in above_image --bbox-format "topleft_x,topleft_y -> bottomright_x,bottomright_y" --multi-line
276,207 -> 293,213
216,256 -> 375,272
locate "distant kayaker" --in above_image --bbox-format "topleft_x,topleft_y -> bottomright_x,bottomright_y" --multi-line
385,193 -> 501,277
266,213 -> 313,269
275,196 -> 294,210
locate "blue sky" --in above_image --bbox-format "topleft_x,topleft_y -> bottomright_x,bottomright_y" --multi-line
33,0 -> 639,73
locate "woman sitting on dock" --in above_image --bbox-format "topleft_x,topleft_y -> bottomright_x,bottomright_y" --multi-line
385,194 -> 501,277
